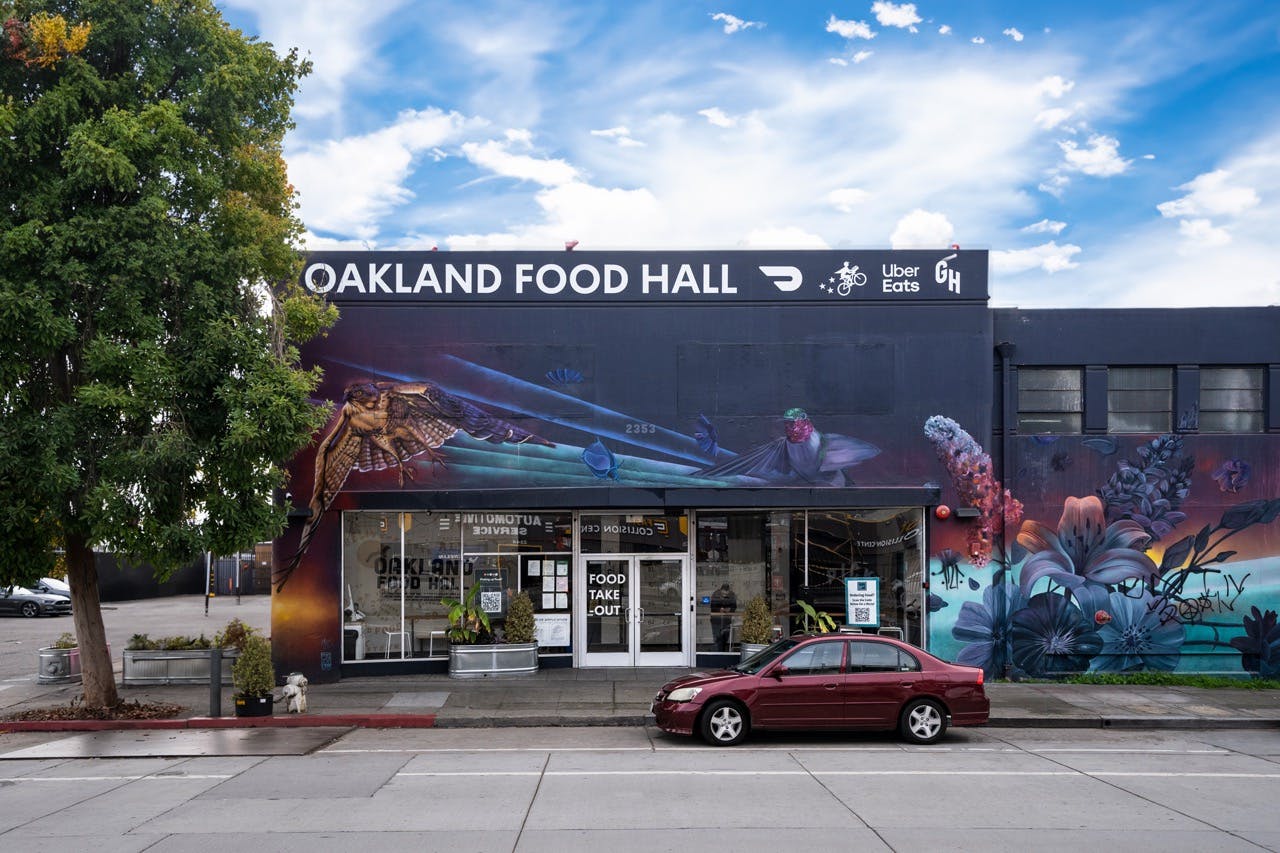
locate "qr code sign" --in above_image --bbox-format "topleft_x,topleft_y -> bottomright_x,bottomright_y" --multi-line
853,607 -> 873,624
480,591 -> 502,613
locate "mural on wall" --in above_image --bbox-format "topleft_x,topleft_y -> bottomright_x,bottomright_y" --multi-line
924,415 -> 1280,678
276,355 -> 884,592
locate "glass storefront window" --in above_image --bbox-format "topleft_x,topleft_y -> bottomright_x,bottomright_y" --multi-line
694,511 -> 795,653
342,510 -> 572,661
793,508 -> 924,645
580,513 -> 688,554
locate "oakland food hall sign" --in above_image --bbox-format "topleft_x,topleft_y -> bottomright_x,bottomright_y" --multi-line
300,250 -> 988,304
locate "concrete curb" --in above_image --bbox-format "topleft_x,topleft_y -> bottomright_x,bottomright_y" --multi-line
4,712 -> 1278,733
0,713 -> 437,733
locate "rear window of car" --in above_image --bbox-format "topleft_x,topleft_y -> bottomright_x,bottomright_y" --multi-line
849,641 -> 919,673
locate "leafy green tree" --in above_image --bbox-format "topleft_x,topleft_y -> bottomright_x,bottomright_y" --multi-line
0,0 -> 334,708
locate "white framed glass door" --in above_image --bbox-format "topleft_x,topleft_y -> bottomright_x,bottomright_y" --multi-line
578,555 -> 688,666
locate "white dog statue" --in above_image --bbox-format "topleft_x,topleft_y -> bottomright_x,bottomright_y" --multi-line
282,672 -> 309,714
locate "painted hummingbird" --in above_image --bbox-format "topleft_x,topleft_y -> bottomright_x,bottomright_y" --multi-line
699,407 -> 879,486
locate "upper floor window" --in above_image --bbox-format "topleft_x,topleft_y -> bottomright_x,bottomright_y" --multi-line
1017,368 -> 1082,433
1108,367 -> 1172,433
1200,367 -> 1264,432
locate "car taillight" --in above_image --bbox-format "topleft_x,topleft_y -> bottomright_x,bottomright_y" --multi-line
976,669 -> 984,686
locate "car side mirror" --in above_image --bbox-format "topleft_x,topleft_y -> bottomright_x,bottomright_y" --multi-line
769,665 -> 789,679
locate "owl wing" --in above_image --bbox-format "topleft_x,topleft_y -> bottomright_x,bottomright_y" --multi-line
274,408 -> 364,592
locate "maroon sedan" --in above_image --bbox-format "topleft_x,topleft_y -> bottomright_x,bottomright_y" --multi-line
651,633 -> 988,746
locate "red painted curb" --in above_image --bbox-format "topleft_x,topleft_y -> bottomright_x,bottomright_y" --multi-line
0,714 -> 437,733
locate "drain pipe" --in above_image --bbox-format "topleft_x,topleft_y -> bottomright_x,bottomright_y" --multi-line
995,341 -> 1016,679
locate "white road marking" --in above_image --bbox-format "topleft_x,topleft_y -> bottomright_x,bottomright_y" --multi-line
0,774 -> 234,783
395,769 -> 1280,779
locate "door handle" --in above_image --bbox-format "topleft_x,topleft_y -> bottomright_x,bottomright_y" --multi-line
823,683 -> 838,690
637,607 -> 645,622
899,682 -> 913,687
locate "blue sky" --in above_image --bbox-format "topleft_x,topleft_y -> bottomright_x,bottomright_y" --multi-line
217,1 -> 1280,308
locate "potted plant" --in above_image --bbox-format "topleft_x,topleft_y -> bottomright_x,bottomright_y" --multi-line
445,585 -> 538,678
796,599 -> 837,634
122,631 -> 232,686
36,632 -> 81,684
231,633 -> 276,716
738,595 -> 774,661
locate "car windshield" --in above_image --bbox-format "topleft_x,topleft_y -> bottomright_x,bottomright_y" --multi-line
9,586 -> 34,595
732,637 -> 801,674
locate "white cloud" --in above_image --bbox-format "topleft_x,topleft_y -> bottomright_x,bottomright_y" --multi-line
591,126 -> 645,147
1038,173 -> 1070,198
1178,218 -> 1232,249
872,2 -> 921,29
853,50 -> 874,63
1022,219 -> 1067,235
829,57 -> 848,66
1058,134 -> 1131,176
711,12 -> 763,34
1035,107 -> 1074,130
971,36 -> 985,44
460,140 -> 578,186
221,0 -> 408,121
698,107 -> 736,127
938,25 -> 952,35
447,182 -> 667,249
826,15 -> 875,40
890,209 -> 955,248
1156,169 -> 1260,218
287,108 -> 481,241
1038,75 -> 1075,98
741,226 -> 829,248
828,187 -> 872,212
1003,27 -> 1025,42
992,241 -> 1081,273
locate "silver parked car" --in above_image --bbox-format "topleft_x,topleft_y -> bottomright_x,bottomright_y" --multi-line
31,577 -> 71,598
0,586 -> 73,618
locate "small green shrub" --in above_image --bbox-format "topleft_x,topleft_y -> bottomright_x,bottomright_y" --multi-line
504,591 -> 536,644
127,634 -> 158,651
740,595 -> 773,644
51,632 -> 78,650
215,618 -> 256,652
443,583 -> 492,644
231,634 -> 275,698
1061,672 -> 1280,690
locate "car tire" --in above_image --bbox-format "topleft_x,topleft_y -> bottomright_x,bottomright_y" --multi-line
899,698 -> 947,744
21,601 -> 41,618
700,699 -> 749,746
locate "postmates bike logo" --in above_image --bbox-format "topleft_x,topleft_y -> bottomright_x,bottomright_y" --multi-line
821,262 -> 868,295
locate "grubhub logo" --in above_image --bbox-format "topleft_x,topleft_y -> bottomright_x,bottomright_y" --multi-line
935,253 -> 960,294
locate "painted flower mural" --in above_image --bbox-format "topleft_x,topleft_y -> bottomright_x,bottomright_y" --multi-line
924,415 -> 1023,568
1091,592 -> 1184,672
1016,496 -> 1160,597
1010,592 -> 1103,676
929,417 -> 1280,679
952,583 -> 1024,678
1212,459 -> 1251,494
1229,607 -> 1280,678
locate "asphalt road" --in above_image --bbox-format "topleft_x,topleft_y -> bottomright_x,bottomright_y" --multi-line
1,726 -> 1277,851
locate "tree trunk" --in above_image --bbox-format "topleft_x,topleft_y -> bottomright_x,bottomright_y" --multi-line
65,533 -> 119,709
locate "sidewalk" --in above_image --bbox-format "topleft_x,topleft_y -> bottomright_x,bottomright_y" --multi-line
3,667 -> 1277,732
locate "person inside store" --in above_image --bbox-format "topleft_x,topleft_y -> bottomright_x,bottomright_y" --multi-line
710,582 -> 737,651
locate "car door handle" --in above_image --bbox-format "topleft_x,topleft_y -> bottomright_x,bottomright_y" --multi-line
823,683 -> 839,690
899,682 -> 913,687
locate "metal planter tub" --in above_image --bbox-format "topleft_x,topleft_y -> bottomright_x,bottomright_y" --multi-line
37,647 -> 80,684
448,642 -> 539,678
122,649 -> 237,686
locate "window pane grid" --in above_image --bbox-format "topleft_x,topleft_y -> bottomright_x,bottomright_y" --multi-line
1107,367 -> 1171,433
1200,367 -> 1263,433
1018,368 -> 1082,435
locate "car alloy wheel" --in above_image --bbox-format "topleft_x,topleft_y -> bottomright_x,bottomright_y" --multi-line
21,601 -> 40,618
901,698 -> 947,744
700,699 -> 748,746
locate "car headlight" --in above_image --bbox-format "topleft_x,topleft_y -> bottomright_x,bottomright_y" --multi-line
665,686 -> 702,703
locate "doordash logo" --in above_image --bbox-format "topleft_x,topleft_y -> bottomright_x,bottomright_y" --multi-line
759,265 -> 803,292
935,254 -> 960,294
